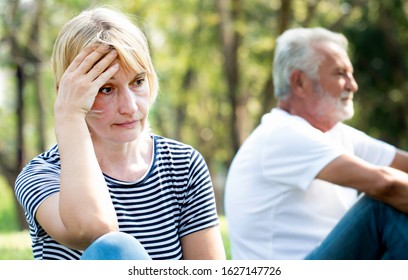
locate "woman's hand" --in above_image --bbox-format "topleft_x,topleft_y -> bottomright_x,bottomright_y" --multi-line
37,44 -> 121,250
54,44 -> 119,119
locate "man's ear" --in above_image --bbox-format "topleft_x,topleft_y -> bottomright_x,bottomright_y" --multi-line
289,69 -> 307,98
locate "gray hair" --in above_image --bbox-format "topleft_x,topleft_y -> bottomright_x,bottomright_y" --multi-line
273,27 -> 348,100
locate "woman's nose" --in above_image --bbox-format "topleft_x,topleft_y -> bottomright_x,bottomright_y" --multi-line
118,89 -> 138,115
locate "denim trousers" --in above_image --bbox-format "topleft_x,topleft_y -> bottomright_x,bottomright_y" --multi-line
80,232 -> 151,260
305,195 -> 408,260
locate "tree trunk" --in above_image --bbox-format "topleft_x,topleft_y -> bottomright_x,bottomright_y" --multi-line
1,0 -> 45,230
15,64 -> 29,230
32,0 -> 46,152
257,0 -> 292,122
216,0 -> 245,156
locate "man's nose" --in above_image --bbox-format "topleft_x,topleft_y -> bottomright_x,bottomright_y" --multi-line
347,74 -> 358,93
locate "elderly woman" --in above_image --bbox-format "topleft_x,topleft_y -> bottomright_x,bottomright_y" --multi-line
15,6 -> 225,260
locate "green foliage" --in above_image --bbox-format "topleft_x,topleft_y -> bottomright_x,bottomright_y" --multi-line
0,177 -> 18,232
342,1 -> 408,148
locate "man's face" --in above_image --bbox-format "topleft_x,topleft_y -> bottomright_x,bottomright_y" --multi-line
311,42 -> 359,124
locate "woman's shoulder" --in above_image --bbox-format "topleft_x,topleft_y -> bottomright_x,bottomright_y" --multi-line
153,134 -> 195,152
15,144 -> 61,200
20,144 -> 61,175
151,135 -> 206,166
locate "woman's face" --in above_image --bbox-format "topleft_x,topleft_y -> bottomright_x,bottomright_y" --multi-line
85,61 -> 151,144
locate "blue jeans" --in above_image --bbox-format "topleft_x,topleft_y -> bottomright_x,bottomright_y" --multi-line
305,195 -> 408,260
80,232 -> 151,260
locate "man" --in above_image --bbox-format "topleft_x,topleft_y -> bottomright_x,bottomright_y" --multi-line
224,27 -> 408,260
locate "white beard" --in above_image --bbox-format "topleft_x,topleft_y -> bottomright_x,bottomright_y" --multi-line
314,85 -> 355,123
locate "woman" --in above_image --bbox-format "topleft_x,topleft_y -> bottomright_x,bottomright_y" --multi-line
15,6 -> 225,260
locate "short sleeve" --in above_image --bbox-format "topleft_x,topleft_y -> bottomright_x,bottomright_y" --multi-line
261,119 -> 344,190
14,152 -> 61,236
328,123 -> 396,166
178,149 -> 219,237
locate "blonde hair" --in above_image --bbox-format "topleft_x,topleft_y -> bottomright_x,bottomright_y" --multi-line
51,6 -> 159,104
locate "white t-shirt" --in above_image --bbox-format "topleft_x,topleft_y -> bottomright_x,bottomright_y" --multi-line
224,108 -> 396,260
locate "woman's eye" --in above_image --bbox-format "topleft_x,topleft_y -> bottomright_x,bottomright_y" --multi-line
132,78 -> 145,87
99,87 -> 113,95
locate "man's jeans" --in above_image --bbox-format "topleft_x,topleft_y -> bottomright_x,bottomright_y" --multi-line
305,195 -> 408,259
80,232 -> 151,260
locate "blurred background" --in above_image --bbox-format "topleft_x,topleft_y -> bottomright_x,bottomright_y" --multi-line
0,0 -> 407,259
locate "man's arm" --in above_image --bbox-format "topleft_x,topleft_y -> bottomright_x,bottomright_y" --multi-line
317,154 -> 408,213
390,149 -> 408,173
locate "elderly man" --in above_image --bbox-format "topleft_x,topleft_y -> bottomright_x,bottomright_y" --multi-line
225,27 -> 408,260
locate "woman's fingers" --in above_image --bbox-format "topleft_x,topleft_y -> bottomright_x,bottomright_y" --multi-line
66,44 -> 117,79
56,43 -> 119,115
86,49 -> 118,82
93,62 -> 120,88
65,44 -> 99,73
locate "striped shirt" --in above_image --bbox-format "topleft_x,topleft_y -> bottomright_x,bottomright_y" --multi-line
15,135 -> 219,260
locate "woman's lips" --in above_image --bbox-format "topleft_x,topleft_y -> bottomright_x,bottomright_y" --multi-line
115,120 -> 138,128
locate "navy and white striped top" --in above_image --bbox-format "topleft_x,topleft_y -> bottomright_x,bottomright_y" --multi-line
15,135 -> 219,260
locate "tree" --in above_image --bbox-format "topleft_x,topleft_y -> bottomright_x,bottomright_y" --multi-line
0,0 -> 47,230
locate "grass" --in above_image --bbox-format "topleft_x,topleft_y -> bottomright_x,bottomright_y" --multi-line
219,215 -> 231,259
0,217 -> 231,260
0,230 -> 33,260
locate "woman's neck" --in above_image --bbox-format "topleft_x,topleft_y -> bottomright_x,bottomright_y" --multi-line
94,133 -> 154,181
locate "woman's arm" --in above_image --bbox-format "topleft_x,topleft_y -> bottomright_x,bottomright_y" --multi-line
181,226 -> 226,260
36,44 -> 120,250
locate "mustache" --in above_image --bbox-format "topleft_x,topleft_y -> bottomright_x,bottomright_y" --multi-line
340,91 -> 353,99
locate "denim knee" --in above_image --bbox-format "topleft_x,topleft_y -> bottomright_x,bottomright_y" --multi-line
80,232 -> 151,260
